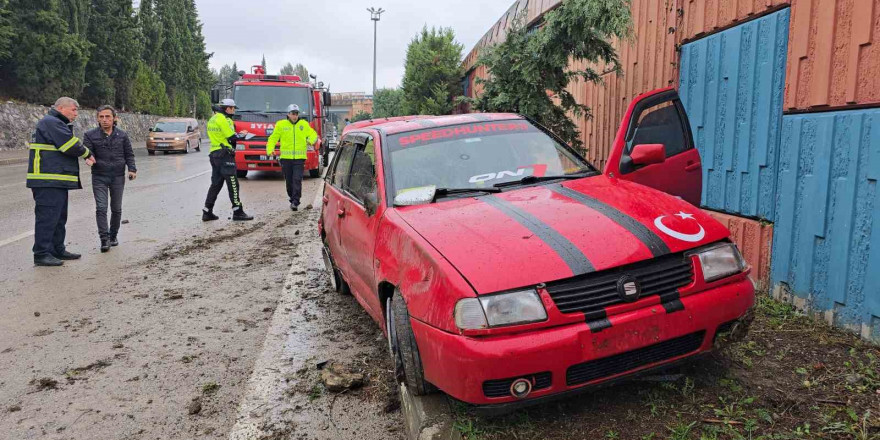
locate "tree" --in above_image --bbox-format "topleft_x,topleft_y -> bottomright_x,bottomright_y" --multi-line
400,27 -> 464,115
293,63 -> 308,80
138,0 -> 163,70
130,61 -> 170,115
261,54 -> 267,71
81,0 -> 142,109
351,111 -> 372,123
0,0 -> 92,102
0,0 -> 14,63
471,0 -> 632,150
279,62 -> 295,75
372,88 -> 405,118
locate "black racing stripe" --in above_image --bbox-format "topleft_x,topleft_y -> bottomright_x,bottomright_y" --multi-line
659,289 -> 685,314
548,185 -> 671,257
481,195 -> 594,276
587,318 -> 612,333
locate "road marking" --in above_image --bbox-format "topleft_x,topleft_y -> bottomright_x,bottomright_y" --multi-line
0,230 -> 35,248
173,170 -> 211,183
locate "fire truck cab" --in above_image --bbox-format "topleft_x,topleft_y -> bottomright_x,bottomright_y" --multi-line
220,66 -> 331,178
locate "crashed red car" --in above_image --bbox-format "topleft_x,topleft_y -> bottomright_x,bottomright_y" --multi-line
319,88 -> 755,410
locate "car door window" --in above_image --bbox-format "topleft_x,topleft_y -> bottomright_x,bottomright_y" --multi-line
345,137 -> 377,204
625,101 -> 689,158
331,142 -> 356,189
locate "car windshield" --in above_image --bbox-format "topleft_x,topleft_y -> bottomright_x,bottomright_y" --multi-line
153,122 -> 188,133
387,120 -> 595,199
233,85 -> 311,114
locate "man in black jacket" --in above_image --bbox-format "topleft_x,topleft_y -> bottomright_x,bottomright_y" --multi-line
84,105 -> 137,252
27,97 -> 96,266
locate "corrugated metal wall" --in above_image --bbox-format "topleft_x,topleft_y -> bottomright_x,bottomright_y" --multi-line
679,0 -> 791,42
679,9 -> 790,220
772,108 -> 880,336
785,0 -> 880,111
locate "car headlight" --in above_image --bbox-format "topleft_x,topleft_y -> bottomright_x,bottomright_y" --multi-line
454,289 -> 547,330
173,137 -> 181,141
693,243 -> 746,282
235,145 -> 245,151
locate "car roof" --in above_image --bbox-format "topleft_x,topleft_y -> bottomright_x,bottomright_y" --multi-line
344,113 -> 523,136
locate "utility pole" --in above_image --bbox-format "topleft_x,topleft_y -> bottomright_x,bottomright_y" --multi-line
367,7 -> 385,96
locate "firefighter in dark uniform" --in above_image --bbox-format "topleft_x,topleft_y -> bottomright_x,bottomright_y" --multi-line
27,97 -> 96,266
202,98 -> 254,221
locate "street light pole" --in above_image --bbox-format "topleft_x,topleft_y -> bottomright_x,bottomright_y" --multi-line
367,7 -> 385,96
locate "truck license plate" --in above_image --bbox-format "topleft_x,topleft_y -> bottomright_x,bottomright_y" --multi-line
260,155 -> 276,161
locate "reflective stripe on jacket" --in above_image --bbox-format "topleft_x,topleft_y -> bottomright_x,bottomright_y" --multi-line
266,118 -> 317,160
207,112 -> 236,152
26,109 -> 92,189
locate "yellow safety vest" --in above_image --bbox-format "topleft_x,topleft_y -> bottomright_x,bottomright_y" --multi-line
266,118 -> 317,160
207,112 -> 236,152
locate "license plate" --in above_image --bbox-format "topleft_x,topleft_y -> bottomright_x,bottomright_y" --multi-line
248,164 -> 257,168
157,143 -> 170,147
260,155 -> 276,161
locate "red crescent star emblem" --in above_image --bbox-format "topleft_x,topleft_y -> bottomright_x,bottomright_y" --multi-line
654,211 -> 705,242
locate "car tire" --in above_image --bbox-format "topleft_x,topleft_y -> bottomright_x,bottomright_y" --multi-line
323,237 -> 350,295
184,141 -> 190,154
148,150 -> 155,156
162,151 -> 168,155
236,170 -> 248,178
309,168 -> 321,178
196,139 -> 201,152
389,292 -> 436,396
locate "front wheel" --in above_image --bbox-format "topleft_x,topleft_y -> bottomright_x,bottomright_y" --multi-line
236,170 -> 248,178
196,139 -> 201,151
184,141 -> 190,154
148,150 -> 155,156
309,168 -> 321,178
388,292 -> 436,396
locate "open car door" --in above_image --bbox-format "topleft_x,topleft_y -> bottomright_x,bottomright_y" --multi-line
604,87 -> 702,206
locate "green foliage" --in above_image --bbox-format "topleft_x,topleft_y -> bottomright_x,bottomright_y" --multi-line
279,62 -> 308,80
401,26 -> 464,115
0,0 -> 14,62
261,54 -> 267,71
470,0 -> 632,150
81,0 -> 142,109
138,0 -> 164,70
130,61 -> 170,115
372,88 -> 405,118
0,0 -> 92,103
351,111 -> 373,123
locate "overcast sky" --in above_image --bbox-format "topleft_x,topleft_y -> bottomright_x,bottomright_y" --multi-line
195,0 -> 514,93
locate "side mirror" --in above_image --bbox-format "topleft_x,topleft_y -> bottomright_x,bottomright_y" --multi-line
630,143 -> 666,166
323,91 -> 332,107
187,126 -> 195,133
210,89 -> 220,104
148,128 -> 154,132
364,192 -> 379,216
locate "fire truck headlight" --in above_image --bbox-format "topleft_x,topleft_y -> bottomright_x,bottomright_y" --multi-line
236,145 -> 245,151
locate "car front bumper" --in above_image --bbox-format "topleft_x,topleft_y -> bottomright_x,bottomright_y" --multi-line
235,148 -> 320,173
411,276 -> 754,407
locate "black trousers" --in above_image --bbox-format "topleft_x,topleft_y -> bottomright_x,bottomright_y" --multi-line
205,150 -> 242,210
281,159 -> 305,206
92,174 -> 125,240
32,187 -> 69,258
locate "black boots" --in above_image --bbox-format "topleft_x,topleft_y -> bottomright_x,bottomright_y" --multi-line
202,208 -> 219,221
109,236 -> 119,247
233,208 -> 254,221
55,250 -> 81,260
34,255 -> 64,266
100,239 -> 110,253
290,203 -> 298,211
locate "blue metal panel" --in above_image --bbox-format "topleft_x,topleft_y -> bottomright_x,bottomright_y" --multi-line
679,9 -> 790,220
773,108 -> 880,330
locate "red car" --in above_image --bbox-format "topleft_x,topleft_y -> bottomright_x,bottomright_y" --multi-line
319,87 -> 755,410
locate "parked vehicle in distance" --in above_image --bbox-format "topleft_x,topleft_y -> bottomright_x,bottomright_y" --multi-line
147,118 -> 201,155
319,88 -> 755,412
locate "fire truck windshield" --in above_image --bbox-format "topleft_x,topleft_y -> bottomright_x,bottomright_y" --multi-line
233,85 -> 311,114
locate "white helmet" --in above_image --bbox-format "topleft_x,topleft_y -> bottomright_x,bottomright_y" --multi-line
220,98 -> 236,108
286,104 -> 301,113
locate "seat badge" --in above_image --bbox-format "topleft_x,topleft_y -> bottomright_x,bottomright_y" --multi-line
617,275 -> 641,303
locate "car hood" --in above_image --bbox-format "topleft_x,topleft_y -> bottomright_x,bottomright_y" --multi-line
395,176 -> 729,294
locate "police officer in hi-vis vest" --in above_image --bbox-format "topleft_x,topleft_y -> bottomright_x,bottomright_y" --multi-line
202,99 -> 254,221
266,104 -> 317,211
26,97 -> 96,266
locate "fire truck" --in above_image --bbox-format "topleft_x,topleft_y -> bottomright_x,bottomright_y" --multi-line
212,66 -> 332,178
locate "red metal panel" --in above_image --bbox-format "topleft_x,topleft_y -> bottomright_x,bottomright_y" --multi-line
680,0 -> 791,42
785,0 -> 880,110
703,210 -> 774,290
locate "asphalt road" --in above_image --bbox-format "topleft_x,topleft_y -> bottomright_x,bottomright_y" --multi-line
0,142 -> 406,439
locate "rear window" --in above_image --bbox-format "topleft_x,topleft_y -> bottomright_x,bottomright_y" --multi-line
386,121 -> 593,196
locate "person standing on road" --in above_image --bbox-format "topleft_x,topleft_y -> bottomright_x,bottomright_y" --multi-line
26,97 -> 96,267
266,104 -> 317,211
83,105 -> 137,253
203,99 -> 254,222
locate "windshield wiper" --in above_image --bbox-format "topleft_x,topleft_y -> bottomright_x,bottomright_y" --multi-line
433,187 -> 501,201
493,172 -> 595,188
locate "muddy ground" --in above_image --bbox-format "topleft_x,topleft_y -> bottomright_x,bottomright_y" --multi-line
454,296 -> 880,440
0,198 -> 402,439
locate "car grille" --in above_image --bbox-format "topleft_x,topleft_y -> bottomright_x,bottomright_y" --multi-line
482,372 -> 552,398
545,252 -> 694,316
566,331 -> 705,386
